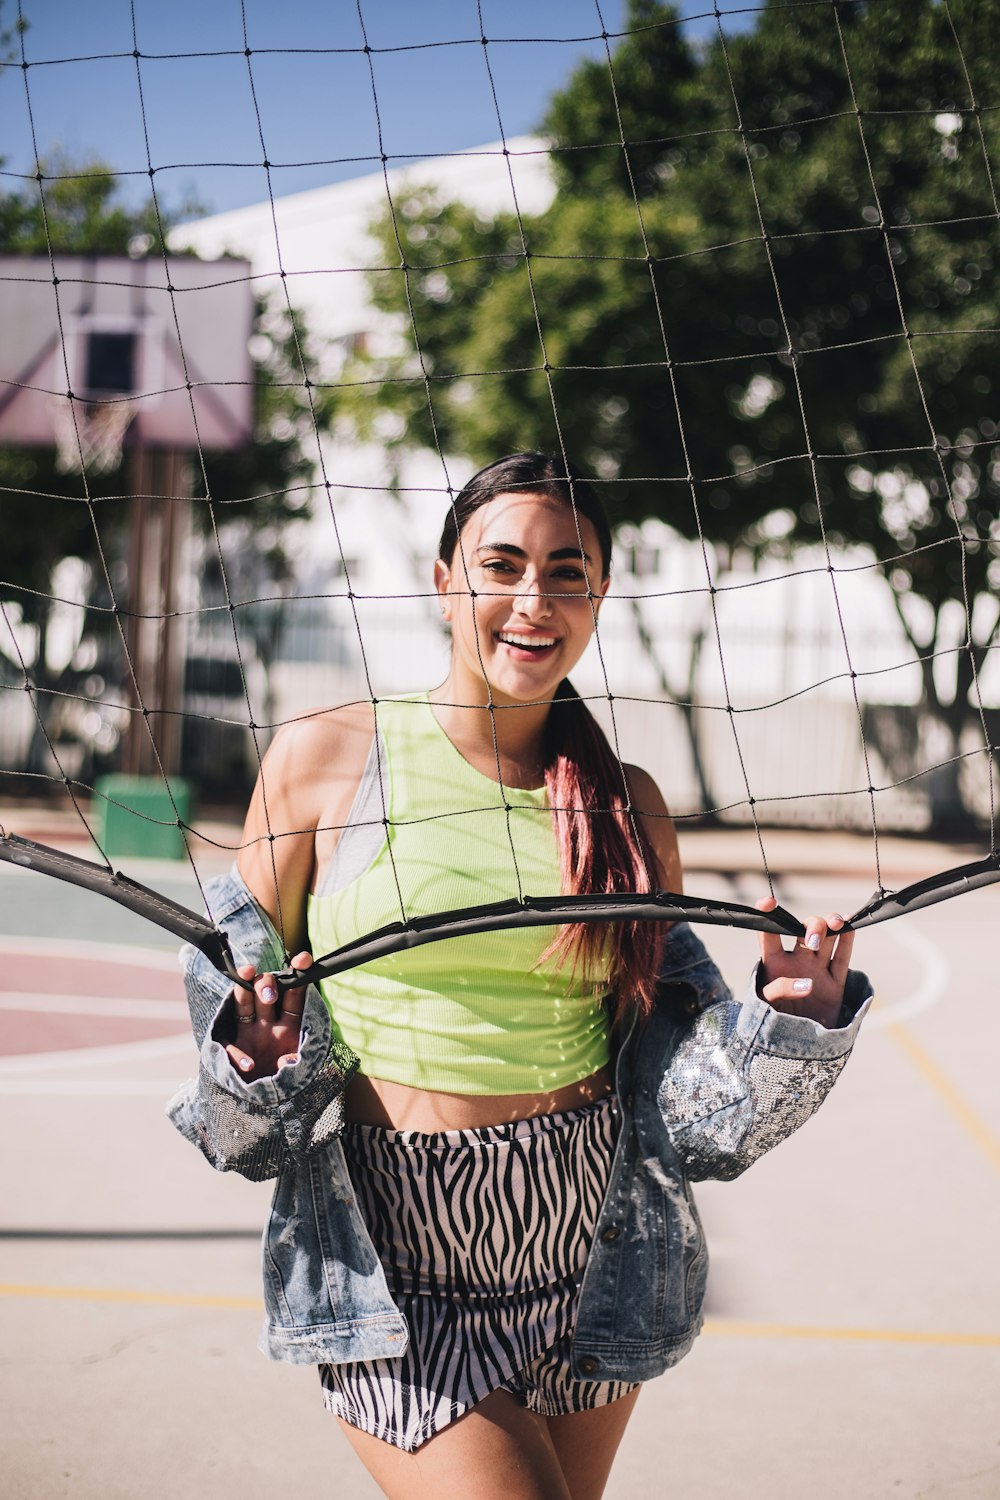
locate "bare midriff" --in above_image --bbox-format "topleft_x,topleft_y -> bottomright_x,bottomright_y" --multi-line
344,1064 -> 614,1132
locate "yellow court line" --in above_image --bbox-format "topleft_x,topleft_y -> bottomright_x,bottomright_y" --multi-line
0,1282 -> 260,1311
703,1319 -> 1000,1349
888,1022 -> 1000,1175
2,1284 -> 998,1348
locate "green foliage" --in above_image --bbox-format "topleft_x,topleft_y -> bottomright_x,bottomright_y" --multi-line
348,0 -> 1000,757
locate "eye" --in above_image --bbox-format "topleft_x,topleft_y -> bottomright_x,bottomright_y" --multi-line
481,558 -> 518,576
552,566 -> 586,581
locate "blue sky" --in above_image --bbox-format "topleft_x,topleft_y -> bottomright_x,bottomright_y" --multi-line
2,1 -> 753,217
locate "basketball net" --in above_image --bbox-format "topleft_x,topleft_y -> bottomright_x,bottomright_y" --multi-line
52,396 -> 135,475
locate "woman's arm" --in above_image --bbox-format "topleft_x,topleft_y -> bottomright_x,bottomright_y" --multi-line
227,704 -> 374,1080
236,716 -> 326,954
623,763 -> 683,894
169,866 -> 359,1181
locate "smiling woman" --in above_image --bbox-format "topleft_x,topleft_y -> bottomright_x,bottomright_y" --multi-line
177,450 -> 868,1500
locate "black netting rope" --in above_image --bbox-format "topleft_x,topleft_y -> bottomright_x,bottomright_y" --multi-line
0,1 -> 997,970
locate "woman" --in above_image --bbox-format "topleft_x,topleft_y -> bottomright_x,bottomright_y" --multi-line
172,453 -> 870,1500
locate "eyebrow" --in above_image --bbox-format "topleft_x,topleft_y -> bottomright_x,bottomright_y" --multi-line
475,541 -> 593,565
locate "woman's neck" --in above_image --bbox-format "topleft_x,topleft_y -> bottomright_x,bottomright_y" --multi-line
430,673 -> 552,786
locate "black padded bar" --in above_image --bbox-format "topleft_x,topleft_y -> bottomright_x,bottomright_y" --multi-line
0,832 -> 236,976
268,891 -> 805,993
846,852 -> 1000,929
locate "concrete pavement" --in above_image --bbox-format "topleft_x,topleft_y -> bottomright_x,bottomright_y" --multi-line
1,806 -> 998,1497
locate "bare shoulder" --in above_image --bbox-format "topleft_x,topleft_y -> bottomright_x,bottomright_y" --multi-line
622,762 -> 683,892
261,699 -> 375,822
236,700 -> 376,940
622,762 -> 671,817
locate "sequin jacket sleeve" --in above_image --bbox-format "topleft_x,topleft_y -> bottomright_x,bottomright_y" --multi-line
165,871 -> 358,1182
656,965 -> 872,1183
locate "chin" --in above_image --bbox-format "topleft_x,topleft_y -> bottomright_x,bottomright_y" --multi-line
491,671 -> 561,705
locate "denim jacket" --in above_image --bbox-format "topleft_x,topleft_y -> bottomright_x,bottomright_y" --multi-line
167,868 -> 871,1379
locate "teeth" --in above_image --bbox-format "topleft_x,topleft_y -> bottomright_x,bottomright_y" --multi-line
498,632 -> 557,648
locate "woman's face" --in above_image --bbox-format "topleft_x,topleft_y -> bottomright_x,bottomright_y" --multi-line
434,491 -> 610,705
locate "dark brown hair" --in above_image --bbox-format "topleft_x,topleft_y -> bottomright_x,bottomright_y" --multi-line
439,453 -> 665,1019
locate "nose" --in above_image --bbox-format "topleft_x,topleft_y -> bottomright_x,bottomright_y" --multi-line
514,572 -> 553,620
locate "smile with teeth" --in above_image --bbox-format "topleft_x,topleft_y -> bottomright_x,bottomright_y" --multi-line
497,631 -> 558,652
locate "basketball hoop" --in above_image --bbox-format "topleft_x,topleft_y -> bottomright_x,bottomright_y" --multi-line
51,396 -> 135,476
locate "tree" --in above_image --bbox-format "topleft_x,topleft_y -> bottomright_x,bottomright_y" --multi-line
346,0 -> 1000,832
0,160 -> 331,785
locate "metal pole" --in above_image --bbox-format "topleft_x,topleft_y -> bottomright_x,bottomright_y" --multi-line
122,447 -> 191,779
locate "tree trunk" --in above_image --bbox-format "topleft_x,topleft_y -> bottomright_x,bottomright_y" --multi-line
24,604 -> 54,777
920,705 -> 978,839
627,594 -> 718,822
886,585 -> 987,837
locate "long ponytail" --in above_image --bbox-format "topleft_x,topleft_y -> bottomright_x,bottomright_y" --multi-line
543,679 -> 665,1022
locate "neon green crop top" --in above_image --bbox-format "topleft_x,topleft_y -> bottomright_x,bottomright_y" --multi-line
306,694 -> 611,1094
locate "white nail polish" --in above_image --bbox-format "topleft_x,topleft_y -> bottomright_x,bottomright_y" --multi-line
806,933 -> 821,951
239,1057 -> 253,1071
793,978 -> 812,994
261,986 -> 276,1003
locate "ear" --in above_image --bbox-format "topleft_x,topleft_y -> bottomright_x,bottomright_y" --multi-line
592,573 -> 611,617
433,558 -> 453,621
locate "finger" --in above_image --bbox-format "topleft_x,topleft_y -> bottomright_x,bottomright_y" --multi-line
798,916 -> 827,955
761,975 -> 814,1005
278,1052 -> 300,1069
234,962 -> 257,996
225,1042 -> 256,1075
813,911 -> 844,962
755,897 -> 785,963
281,951 -> 313,1021
233,963 -> 257,1023
830,924 -> 855,986
255,972 -> 278,1022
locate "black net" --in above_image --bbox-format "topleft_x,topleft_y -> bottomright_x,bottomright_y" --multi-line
1,0 -> 998,977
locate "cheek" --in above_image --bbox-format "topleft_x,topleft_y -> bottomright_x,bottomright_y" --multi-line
454,598 -> 493,643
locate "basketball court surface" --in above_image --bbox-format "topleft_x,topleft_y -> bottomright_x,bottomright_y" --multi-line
1,826 -> 998,1499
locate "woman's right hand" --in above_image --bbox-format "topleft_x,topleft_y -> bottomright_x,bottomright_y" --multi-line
224,951 -> 312,1081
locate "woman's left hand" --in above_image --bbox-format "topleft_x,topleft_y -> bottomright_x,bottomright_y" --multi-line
755,898 -> 855,1030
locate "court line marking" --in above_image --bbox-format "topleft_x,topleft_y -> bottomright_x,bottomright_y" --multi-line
1,1283 -> 997,1348
702,1319 -> 1000,1349
0,1283 -> 260,1311
0,993 -> 189,1019
0,1032 -> 193,1075
887,1023 -> 1000,1176
0,935 -> 181,969
864,917 -> 949,1032
0,1078 -> 190,1096
0,937 -> 192,1089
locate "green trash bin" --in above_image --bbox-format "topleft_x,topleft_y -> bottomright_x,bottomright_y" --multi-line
94,775 -> 193,860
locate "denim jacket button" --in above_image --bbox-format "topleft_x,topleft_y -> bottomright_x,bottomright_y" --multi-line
600,1225 -> 621,1244
579,1356 -> 600,1375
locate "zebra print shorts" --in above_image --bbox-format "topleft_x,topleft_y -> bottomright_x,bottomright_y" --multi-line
319,1095 -> 637,1450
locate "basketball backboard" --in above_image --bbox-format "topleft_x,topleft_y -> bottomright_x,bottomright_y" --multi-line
0,254 -> 255,457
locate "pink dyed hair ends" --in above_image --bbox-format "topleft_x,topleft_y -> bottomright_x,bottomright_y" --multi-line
543,680 -> 665,1023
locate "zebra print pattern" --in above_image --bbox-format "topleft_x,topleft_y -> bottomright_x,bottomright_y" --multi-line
319,1095 -> 636,1451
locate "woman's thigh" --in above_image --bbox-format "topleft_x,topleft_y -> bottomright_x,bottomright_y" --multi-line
337,1386 -> 641,1500
547,1388 -> 642,1500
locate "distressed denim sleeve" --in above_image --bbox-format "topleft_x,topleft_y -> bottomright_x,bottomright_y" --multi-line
657,966 -> 872,1183
165,904 -> 358,1183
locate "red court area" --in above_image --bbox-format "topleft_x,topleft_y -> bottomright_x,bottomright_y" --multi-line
0,945 -> 189,1058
